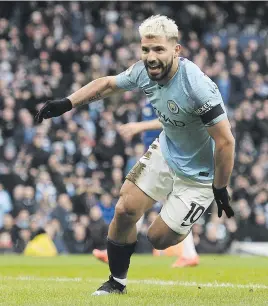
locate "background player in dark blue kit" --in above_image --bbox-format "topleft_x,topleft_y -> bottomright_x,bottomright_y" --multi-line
141,102 -> 161,150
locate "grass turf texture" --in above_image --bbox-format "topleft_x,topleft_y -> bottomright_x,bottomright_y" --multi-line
0,255 -> 268,305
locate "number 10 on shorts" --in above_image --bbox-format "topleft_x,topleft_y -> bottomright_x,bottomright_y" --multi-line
181,202 -> 205,227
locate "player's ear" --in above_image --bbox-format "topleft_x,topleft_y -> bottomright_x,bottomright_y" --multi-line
174,44 -> 181,58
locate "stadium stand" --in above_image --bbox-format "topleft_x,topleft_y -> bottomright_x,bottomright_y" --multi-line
0,2 -> 267,254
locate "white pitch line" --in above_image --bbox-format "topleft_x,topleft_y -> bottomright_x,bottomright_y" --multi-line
1,276 -> 82,282
130,279 -> 268,289
0,276 -> 267,290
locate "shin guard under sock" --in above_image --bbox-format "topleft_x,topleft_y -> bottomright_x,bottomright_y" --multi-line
107,238 -> 137,279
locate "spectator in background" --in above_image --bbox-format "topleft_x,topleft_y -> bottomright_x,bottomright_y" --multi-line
70,2 -> 85,45
90,205 -> 108,251
234,199 -> 252,241
45,218 -> 68,254
0,213 -> 15,253
22,186 -> 38,215
14,228 -> 31,253
0,231 -> 13,253
65,222 -> 92,254
196,215 -> 237,254
50,193 -> 74,231
0,213 -> 14,234
97,192 -> 115,225
35,171 -> 57,206
15,109 -> 36,147
216,70 -> 231,106
12,185 -> 25,217
0,183 -> 12,227
11,209 -> 30,253
0,143 -> 17,174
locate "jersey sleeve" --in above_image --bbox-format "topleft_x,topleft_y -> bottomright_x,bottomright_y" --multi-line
115,61 -> 146,91
185,65 -> 227,127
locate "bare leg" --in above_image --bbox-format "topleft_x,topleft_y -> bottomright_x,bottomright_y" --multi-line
105,179 -> 155,283
147,215 -> 188,250
108,179 -> 155,244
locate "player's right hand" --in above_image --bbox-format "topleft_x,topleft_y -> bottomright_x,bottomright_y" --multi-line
35,97 -> 73,124
212,185 -> 234,218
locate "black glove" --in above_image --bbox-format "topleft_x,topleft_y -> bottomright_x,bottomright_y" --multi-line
212,185 -> 234,218
35,98 -> 73,124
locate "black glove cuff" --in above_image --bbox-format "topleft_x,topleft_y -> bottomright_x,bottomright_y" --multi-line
212,185 -> 227,195
63,98 -> 73,111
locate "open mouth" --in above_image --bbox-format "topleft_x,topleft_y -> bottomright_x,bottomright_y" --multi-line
148,65 -> 161,74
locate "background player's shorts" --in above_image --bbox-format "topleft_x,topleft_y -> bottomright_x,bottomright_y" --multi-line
126,139 -> 214,234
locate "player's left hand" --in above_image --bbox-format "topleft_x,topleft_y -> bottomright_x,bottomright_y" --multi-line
212,185 -> 234,218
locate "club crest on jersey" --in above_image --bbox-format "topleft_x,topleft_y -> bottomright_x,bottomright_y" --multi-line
167,100 -> 179,114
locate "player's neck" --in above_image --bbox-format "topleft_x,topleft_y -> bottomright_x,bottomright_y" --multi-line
157,59 -> 179,86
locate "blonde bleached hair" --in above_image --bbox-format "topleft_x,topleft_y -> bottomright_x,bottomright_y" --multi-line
138,15 -> 179,42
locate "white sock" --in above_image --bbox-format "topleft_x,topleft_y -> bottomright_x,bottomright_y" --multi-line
113,276 -> 127,286
136,214 -> 144,232
182,231 -> 198,259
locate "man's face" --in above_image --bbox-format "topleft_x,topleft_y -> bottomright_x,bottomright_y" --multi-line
141,35 -> 180,82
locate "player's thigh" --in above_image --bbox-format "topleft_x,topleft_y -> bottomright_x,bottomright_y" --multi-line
125,139 -> 174,204
160,177 -> 214,235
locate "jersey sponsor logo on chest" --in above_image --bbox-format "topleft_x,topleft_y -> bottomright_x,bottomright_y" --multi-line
153,106 -> 185,127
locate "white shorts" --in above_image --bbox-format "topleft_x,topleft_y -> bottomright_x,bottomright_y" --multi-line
126,139 -> 214,234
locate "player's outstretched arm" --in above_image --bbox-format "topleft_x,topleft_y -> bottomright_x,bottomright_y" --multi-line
68,76 -> 123,107
207,118 -> 235,218
35,76 -> 123,124
118,119 -> 162,140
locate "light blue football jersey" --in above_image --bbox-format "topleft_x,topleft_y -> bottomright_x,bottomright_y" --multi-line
115,58 -> 227,183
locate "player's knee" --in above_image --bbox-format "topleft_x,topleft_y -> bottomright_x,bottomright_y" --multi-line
115,202 -> 136,220
114,192 -> 139,221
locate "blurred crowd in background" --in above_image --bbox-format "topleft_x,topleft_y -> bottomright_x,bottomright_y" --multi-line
0,1 -> 267,254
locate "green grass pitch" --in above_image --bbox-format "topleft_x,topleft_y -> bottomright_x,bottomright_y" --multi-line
0,254 -> 268,305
